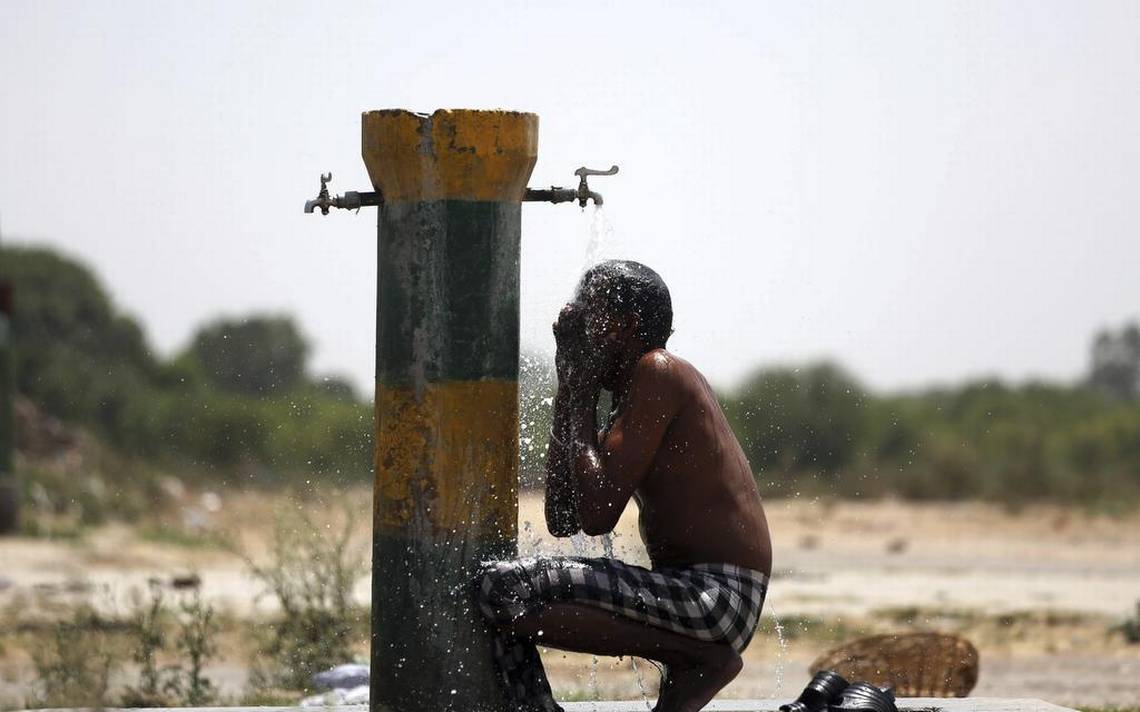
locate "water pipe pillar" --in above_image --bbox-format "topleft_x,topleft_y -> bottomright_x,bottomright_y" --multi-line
361,109 -> 538,712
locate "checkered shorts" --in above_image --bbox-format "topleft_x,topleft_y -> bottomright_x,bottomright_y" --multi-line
474,556 -> 768,712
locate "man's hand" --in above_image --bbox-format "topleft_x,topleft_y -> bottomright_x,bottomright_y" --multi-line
544,303 -> 596,538
553,303 -> 600,393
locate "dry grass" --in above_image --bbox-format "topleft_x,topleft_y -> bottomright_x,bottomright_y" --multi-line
2,489 -> 1140,706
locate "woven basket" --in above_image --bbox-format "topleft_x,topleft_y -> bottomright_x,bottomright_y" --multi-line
809,632 -> 979,697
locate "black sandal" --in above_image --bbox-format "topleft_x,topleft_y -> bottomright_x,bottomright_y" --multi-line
779,670 -> 850,712
828,682 -> 897,712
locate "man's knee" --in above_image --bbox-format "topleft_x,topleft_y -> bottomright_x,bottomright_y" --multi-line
473,560 -> 521,623
473,557 -> 553,625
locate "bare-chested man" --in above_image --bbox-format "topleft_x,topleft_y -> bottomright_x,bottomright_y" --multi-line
476,260 -> 772,712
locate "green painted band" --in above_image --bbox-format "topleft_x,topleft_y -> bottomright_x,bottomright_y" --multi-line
376,200 -> 521,386
371,529 -> 515,712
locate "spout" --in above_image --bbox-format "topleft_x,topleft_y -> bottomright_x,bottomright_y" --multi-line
305,172 -> 334,215
584,190 -> 603,207
304,172 -> 383,215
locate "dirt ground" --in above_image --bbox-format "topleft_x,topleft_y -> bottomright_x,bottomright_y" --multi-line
2,488 -> 1139,708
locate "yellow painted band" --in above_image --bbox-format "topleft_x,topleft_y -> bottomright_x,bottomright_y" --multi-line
361,109 -> 539,202
374,380 -> 519,538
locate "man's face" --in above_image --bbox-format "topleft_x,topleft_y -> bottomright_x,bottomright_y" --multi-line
576,280 -> 629,384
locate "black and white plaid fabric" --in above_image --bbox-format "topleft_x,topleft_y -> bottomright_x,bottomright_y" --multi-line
474,555 -> 768,712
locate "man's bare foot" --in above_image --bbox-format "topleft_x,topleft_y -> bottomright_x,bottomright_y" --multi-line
654,646 -> 742,712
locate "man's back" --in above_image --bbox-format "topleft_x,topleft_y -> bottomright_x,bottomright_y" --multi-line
611,349 -> 772,574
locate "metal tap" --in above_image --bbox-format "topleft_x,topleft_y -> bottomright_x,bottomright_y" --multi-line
304,165 -> 616,213
304,173 -> 383,214
573,165 -> 618,206
304,173 -> 334,215
524,165 -> 619,207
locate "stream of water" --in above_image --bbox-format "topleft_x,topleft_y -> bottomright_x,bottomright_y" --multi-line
580,207 -> 642,702
629,655 -> 655,711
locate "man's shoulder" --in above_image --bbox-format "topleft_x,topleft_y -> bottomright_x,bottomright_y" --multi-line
633,349 -> 678,383
632,350 -> 703,400
635,349 -> 701,383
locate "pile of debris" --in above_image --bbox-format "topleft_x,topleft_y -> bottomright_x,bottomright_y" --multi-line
13,395 -> 85,464
300,663 -> 370,707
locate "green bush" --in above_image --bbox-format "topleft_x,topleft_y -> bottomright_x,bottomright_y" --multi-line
28,605 -> 117,709
0,245 -> 158,443
724,365 -> 1140,508
724,362 -> 868,476
3,243 -> 372,489
8,242 -> 1140,508
236,499 -> 369,692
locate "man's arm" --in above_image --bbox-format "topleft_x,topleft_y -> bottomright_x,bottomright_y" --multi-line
569,353 -> 681,536
543,383 -> 588,537
544,303 -> 595,538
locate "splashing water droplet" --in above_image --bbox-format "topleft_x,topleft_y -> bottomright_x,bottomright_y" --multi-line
630,656 -> 653,711
570,531 -> 590,557
768,605 -> 788,697
589,654 -> 600,700
584,207 -> 620,267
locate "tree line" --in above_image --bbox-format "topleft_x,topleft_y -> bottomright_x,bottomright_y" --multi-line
1,245 -> 371,484
3,243 -> 1139,507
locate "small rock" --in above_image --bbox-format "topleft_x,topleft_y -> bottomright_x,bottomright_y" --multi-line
201,491 -> 222,513
158,476 -> 186,502
313,663 -> 370,691
63,579 -> 94,594
886,537 -> 908,554
171,573 -> 202,589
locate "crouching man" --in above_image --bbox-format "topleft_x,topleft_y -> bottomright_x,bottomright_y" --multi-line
474,260 -> 773,712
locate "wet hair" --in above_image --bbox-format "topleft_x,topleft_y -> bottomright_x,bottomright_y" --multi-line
577,260 -> 673,347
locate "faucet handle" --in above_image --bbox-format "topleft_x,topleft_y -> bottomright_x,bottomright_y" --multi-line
573,165 -> 619,207
574,165 -> 619,178
305,172 -> 334,215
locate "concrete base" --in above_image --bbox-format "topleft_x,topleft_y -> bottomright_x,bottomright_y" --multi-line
74,699 -> 1077,712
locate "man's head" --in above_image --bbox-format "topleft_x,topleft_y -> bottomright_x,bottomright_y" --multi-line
571,260 -> 673,386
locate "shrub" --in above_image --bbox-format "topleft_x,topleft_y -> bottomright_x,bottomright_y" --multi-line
235,498 -> 369,692
28,605 -> 117,709
118,583 -> 222,708
1112,600 -> 1140,645
173,589 -> 220,705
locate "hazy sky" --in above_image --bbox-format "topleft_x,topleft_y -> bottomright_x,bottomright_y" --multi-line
2,1 -> 1138,395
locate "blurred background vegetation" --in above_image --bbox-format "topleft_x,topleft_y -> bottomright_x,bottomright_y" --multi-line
2,242 -> 1139,529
